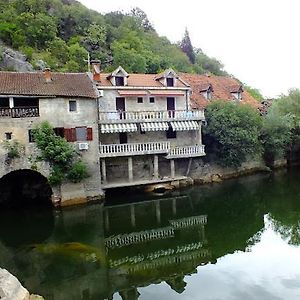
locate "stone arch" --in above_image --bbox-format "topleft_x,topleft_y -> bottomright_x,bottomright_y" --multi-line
0,169 -> 53,209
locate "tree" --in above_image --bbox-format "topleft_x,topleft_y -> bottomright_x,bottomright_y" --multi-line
260,109 -> 294,164
204,101 -> 262,167
180,28 -> 195,64
130,7 -> 154,32
245,85 -> 264,101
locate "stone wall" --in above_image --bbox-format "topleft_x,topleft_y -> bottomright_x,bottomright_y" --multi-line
0,96 -> 103,206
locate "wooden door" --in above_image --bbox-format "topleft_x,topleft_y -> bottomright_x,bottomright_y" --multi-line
116,97 -> 125,119
167,97 -> 175,118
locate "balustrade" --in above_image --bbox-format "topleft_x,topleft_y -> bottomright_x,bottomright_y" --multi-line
167,145 -> 206,158
0,107 -> 39,118
99,141 -> 170,157
99,109 -> 204,123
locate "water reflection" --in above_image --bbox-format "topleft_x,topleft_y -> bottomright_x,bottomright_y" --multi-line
1,169 -> 300,299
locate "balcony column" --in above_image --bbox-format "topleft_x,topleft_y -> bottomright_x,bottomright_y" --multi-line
170,159 -> 175,179
101,159 -> 107,184
154,155 -> 159,179
128,157 -> 133,182
198,124 -> 202,144
9,97 -> 14,108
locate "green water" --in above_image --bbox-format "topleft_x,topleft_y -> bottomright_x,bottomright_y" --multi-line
1,168 -> 300,299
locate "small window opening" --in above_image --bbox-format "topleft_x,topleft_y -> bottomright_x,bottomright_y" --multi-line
53,127 -> 64,138
166,78 -> 174,87
5,132 -> 12,140
166,125 -> 176,139
115,76 -> 125,86
137,97 -> 143,103
28,130 -> 35,142
149,97 -> 155,103
69,100 -> 77,112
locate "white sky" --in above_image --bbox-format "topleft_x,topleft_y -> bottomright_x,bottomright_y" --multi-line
79,0 -> 300,98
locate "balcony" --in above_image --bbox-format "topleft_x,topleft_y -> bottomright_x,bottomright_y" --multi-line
166,145 -> 205,159
99,110 -> 204,123
99,141 -> 170,157
99,142 -> 205,158
0,107 -> 39,118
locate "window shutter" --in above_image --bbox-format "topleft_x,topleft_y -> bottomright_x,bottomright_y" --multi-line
70,128 -> 76,142
64,128 -> 76,142
87,127 -> 93,141
64,128 -> 71,142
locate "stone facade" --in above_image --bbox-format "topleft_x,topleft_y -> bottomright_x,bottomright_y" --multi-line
0,71 -> 103,206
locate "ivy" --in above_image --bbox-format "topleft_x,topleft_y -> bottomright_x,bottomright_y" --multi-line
33,121 -> 89,186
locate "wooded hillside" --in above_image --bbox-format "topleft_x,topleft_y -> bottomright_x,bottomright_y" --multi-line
0,0 -> 227,75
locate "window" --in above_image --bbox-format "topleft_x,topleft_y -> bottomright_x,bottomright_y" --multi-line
166,78 -> 174,87
76,127 -> 87,141
0,98 -> 9,108
63,127 -> 93,142
53,127 -> 64,138
28,130 -> 35,142
119,132 -> 128,144
166,126 -> 176,139
149,97 -> 155,103
115,76 -> 124,86
137,97 -> 143,103
5,132 -> 12,140
69,100 -> 77,112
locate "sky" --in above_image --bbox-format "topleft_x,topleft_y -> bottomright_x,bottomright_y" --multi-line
79,0 -> 300,98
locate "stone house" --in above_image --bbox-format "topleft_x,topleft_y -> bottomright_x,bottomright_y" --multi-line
179,73 -> 259,109
91,62 -> 206,188
0,70 -> 102,206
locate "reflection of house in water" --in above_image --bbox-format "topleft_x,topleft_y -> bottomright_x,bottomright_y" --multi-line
0,196 -> 210,300
104,195 -> 210,298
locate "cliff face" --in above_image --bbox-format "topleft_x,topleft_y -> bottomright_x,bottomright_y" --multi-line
0,43 -> 33,72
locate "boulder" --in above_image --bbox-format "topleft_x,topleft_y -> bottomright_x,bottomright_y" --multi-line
0,268 -> 29,300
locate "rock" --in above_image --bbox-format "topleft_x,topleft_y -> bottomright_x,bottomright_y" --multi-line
0,268 -> 29,300
211,174 -> 222,183
34,59 -> 46,70
0,45 -> 33,72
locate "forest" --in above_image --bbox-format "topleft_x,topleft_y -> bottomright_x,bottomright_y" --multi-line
0,0 -> 227,75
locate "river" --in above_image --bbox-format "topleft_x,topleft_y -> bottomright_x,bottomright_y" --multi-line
1,168 -> 300,299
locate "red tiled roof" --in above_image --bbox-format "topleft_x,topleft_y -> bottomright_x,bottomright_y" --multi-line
179,73 -> 259,109
99,73 -> 188,88
0,71 -> 97,99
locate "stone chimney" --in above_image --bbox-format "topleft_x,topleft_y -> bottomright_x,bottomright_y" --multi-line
43,68 -> 52,83
90,60 -> 101,82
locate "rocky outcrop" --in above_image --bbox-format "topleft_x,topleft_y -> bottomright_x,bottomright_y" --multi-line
0,268 -> 29,300
0,268 -> 44,300
0,44 -> 33,72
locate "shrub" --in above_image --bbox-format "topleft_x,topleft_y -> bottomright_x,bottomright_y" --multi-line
204,101 -> 262,167
66,161 -> 89,183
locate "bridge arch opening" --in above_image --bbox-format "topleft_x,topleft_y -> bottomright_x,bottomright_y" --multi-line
0,169 -> 53,209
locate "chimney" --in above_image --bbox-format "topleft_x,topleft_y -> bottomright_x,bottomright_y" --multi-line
43,68 -> 52,83
90,60 -> 101,82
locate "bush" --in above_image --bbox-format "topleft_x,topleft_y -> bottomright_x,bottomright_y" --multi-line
204,101 -> 262,167
3,140 -> 24,159
66,161 -> 89,183
33,121 -> 89,186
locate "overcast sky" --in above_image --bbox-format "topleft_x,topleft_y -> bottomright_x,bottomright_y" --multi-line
79,0 -> 300,98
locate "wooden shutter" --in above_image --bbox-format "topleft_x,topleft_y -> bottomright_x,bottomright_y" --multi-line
64,128 -> 76,142
87,127 -> 93,141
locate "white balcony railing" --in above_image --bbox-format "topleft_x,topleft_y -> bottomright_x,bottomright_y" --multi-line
166,145 -> 206,159
99,142 -> 206,158
99,141 -> 170,157
99,110 -> 204,123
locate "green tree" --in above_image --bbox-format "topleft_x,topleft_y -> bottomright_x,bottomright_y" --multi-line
16,12 -> 57,49
68,42 -> 88,72
204,101 -> 262,167
180,29 -> 195,64
245,85 -> 264,101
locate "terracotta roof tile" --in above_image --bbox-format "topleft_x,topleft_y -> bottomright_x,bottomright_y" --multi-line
180,73 -> 259,109
0,71 -> 97,99
99,73 -> 188,88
